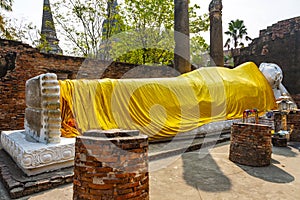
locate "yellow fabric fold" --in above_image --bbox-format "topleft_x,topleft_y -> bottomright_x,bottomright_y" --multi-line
59,62 -> 277,140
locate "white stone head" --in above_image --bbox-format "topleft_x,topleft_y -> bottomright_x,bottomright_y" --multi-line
259,62 -> 283,89
259,62 -> 297,109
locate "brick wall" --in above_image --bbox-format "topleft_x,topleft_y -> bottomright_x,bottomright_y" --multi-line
229,123 -> 272,166
73,130 -> 149,200
291,94 -> 300,108
234,16 -> 300,95
0,39 -> 179,132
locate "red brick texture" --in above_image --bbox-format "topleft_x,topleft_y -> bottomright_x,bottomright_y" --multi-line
272,110 -> 300,142
229,123 -> 272,167
287,111 -> 300,142
73,130 -> 149,200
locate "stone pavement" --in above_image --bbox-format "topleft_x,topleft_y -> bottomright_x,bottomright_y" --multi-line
0,133 -> 230,199
1,141 -> 299,200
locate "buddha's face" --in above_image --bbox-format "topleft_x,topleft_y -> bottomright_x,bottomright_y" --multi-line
259,63 -> 283,89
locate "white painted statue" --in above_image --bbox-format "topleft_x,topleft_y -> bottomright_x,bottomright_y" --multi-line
259,62 -> 297,109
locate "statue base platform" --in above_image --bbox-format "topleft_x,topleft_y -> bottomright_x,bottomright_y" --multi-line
0,130 -> 75,176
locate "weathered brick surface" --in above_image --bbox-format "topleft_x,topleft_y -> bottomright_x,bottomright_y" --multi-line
287,111 -> 300,142
229,123 -> 272,167
273,111 -> 282,133
272,110 -> 300,142
73,130 -> 149,200
0,39 -> 179,132
291,94 -> 300,108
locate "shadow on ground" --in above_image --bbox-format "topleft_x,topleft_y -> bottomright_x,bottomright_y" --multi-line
234,159 -> 294,184
272,146 -> 298,157
182,152 -> 231,192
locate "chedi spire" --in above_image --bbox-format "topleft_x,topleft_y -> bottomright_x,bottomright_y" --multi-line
40,0 -> 63,54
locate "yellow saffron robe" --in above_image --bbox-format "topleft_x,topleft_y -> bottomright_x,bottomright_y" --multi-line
59,62 -> 276,140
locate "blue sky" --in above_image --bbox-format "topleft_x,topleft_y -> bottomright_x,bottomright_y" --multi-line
7,0 -> 300,46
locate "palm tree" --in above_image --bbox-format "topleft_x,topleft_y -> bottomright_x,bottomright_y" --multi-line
224,19 -> 251,50
0,0 -> 13,38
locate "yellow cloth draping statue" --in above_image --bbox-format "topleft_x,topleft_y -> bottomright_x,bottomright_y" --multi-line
59,62 -> 276,140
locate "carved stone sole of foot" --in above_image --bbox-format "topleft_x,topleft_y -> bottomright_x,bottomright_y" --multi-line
0,130 -> 75,176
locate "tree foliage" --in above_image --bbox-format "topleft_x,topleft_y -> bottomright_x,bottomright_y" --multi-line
189,3 -> 209,67
2,0 -> 210,66
53,0 -> 103,56
51,0 -> 210,64
10,20 -> 38,41
52,0 -> 124,57
109,0 -> 175,65
110,0 -> 209,65
0,0 -> 42,45
0,0 -> 12,11
190,35 -> 209,67
224,19 -> 252,50
0,0 -> 13,39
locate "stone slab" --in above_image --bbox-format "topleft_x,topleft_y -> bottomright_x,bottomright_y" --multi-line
0,128 -> 231,199
0,130 -> 75,176
0,146 -> 73,199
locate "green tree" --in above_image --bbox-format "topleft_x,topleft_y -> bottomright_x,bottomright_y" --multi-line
52,0 -> 122,57
110,0 -> 174,65
110,0 -> 209,66
50,0 -> 209,64
0,0 -> 13,39
0,0 -> 42,45
7,19 -> 40,43
190,35 -> 209,67
189,3 -> 209,67
224,19 -> 251,50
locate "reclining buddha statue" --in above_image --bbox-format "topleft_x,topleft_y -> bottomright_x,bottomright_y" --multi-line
58,62 -> 285,140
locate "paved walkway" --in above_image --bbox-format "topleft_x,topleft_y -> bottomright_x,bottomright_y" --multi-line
8,141 -> 299,200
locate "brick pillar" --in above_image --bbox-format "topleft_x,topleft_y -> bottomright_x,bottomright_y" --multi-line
273,111 -> 282,133
287,110 -> 300,142
73,130 -> 149,200
209,0 -> 224,67
229,123 -> 272,167
174,0 -> 191,73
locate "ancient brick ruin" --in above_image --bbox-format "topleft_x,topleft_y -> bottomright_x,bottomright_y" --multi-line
73,130 -> 149,200
229,123 -> 272,166
234,16 -> 300,95
287,111 -> 300,142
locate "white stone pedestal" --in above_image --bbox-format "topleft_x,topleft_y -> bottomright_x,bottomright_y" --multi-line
1,130 -> 75,176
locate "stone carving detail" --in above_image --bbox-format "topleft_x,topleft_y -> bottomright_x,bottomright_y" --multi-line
1,131 -> 75,170
25,73 -> 61,143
